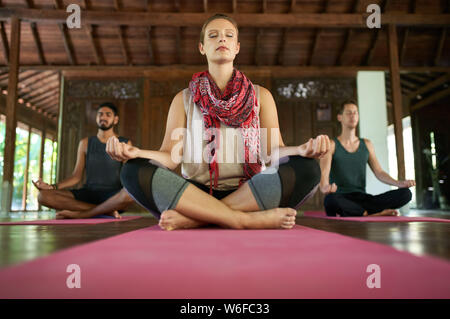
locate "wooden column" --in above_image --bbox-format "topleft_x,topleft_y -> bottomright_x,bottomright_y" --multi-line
1,16 -> 20,213
38,124 -> 46,211
387,24 -> 406,181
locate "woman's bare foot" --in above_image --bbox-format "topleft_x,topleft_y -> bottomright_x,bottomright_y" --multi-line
363,209 -> 399,217
158,207 -> 297,231
243,208 -> 297,229
55,210 -> 121,219
159,210 -> 208,231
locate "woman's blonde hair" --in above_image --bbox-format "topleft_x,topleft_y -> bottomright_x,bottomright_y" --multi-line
199,13 -> 239,44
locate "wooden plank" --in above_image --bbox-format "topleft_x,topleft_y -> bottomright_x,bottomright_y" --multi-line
1,9 -> 449,27
387,24 -> 406,181
1,16 -> 20,212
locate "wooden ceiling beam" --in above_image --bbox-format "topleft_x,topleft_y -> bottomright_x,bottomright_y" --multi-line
336,0 -> 359,66
407,73 -> 449,100
276,28 -> 287,66
363,0 -> 387,66
0,1 -> 7,64
174,1 -> 181,65
3,65 -> 449,76
146,4 -> 155,65
53,0 -> 76,65
290,0 -> 296,13
29,23 -> 46,64
410,86 -> 450,112
308,0 -> 329,66
254,29 -> 262,66
1,9 -> 449,27
400,0 -> 416,65
0,20 -> 8,63
403,73 -> 430,83
25,0 -> 46,65
434,27 -> 447,66
114,0 -> 130,66
83,1 -> 104,65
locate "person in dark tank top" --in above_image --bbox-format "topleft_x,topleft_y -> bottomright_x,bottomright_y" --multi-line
319,100 -> 415,217
33,102 -> 134,219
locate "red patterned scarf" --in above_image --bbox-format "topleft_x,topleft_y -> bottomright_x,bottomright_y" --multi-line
189,69 -> 262,195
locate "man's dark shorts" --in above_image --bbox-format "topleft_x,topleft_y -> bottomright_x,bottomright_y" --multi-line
70,188 -> 121,205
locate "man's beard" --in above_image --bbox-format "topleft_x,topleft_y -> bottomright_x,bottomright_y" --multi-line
98,122 -> 114,131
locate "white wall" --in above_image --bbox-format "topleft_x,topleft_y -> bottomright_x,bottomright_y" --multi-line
357,71 -> 391,195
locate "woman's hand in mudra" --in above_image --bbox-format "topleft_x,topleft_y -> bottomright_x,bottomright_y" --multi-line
106,136 -> 140,162
298,135 -> 330,159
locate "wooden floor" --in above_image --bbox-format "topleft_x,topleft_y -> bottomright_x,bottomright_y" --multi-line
1,209 -> 449,269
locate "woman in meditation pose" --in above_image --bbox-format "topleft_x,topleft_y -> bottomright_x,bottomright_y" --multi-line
106,14 -> 330,230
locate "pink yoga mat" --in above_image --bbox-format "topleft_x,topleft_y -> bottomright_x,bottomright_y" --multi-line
0,216 -> 142,225
303,211 -> 450,223
0,225 -> 449,299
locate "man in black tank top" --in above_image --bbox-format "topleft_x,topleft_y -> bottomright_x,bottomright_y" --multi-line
319,100 -> 415,217
33,102 -> 134,219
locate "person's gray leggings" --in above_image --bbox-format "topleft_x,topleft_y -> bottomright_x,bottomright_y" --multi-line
120,156 -> 320,219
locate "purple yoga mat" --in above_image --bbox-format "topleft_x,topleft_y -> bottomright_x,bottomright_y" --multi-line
0,216 -> 142,225
304,211 -> 450,223
0,225 -> 449,299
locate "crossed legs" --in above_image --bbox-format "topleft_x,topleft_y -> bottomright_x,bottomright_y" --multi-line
38,188 -> 133,219
121,156 -> 320,230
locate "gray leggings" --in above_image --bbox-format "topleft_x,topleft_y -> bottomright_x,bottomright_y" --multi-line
120,156 -> 320,219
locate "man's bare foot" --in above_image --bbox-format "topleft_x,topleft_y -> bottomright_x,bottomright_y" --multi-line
159,210 -> 208,231
243,208 -> 297,229
363,209 -> 399,217
56,210 -> 83,219
55,210 -> 121,219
